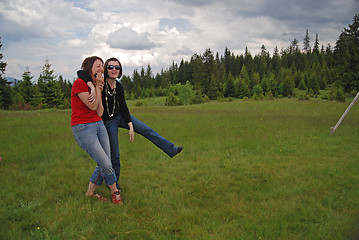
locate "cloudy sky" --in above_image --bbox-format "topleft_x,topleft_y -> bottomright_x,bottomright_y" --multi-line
0,0 -> 358,81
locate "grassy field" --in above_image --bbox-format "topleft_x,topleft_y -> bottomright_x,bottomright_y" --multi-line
0,99 -> 359,239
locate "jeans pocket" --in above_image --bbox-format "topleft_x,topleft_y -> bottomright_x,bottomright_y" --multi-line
72,123 -> 87,134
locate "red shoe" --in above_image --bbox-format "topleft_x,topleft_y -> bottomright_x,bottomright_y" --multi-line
112,191 -> 123,205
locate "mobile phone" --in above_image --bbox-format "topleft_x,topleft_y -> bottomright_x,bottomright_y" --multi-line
94,73 -> 98,77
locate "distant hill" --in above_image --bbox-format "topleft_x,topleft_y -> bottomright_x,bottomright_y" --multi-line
5,77 -> 19,86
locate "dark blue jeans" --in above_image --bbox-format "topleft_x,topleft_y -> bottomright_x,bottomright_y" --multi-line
103,115 -> 177,188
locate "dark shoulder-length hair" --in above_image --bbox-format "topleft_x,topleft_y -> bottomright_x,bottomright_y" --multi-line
104,57 -> 123,79
81,56 -> 104,76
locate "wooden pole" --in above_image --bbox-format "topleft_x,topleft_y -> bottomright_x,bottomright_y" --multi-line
330,91 -> 359,135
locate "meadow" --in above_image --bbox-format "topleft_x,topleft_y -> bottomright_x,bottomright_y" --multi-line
0,99 -> 359,239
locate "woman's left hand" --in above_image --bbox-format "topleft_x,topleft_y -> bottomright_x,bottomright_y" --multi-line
95,73 -> 104,91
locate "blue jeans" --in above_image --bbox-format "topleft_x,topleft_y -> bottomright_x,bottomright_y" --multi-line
72,121 -> 117,186
104,115 -> 177,187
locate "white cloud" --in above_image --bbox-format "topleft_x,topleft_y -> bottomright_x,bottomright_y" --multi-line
0,0 -> 95,41
0,0 -> 358,81
106,28 -> 157,50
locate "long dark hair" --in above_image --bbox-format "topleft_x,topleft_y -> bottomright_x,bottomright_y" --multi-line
104,57 -> 123,79
81,56 -> 104,76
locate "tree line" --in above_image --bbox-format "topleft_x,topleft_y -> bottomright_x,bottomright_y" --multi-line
0,14 -> 358,110
0,52 -> 72,110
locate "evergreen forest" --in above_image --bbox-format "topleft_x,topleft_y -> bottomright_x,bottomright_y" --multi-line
0,14 -> 358,110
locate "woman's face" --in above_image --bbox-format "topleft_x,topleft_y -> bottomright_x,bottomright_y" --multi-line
91,59 -> 104,77
107,60 -> 120,79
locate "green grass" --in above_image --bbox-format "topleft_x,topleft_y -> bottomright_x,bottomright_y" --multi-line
126,96 -> 167,107
1,99 -> 359,239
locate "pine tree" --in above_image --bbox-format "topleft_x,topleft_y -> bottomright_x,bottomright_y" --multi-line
282,72 -> 295,97
271,46 -> 280,75
313,33 -> 320,55
207,54 -> 222,100
307,69 -> 320,95
58,75 -> 72,100
234,54 -> 244,77
224,47 -> 231,75
207,74 -> 221,100
144,64 -> 154,88
177,59 -> 189,85
250,72 -> 260,92
19,67 -> 35,105
303,29 -> 311,54
252,84 -> 264,99
59,75 -> 72,109
268,72 -> 277,97
290,38 -> 301,69
260,74 -> 270,94
235,78 -> 250,98
325,43 -> 334,67
298,78 -> 307,91
169,61 -> 178,85
244,47 -> 253,75
239,65 -> 250,87
202,48 -> 216,95
318,62 -> 329,89
140,67 -> 146,89
51,80 -> 65,108
257,45 -> 270,77
36,59 -> 63,108
334,14 -> 359,92
0,37 -> 11,109
121,75 -> 133,93
132,69 -> 143,98
224,73 -> 235,97
217,60 -> 227,96
191,53 -> 206,94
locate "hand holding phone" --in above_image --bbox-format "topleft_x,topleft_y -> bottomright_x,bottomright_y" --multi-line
94,73 -> 104,91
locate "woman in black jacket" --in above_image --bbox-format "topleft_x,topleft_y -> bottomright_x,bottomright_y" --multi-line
78,57 -> 183,191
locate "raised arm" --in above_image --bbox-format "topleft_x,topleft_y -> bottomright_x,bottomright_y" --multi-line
78,74 -> 104,116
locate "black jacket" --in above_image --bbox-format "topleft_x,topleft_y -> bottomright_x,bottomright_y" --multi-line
77,70 -> 132,123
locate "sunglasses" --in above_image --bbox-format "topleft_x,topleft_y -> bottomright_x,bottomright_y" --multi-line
107,65 -> 121,70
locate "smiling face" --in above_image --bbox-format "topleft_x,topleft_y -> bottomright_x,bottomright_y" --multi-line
106,60 -> 121,79
91,59 -> 104,77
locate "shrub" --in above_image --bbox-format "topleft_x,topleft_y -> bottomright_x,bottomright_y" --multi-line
62,98 -> 71,109
190,90 -> 209,104
349,89 -> 358,98
218,97 -> 234,102
134,100 -> 144,106
165,93 -> 183,106
168,82 -> 193,105
298,79 -> 307,91
321,93 -> 329,100
190,91 -> 203,104
298,94 -> 310,101
335,88 -> 346,102
306,89 -> 314,97
264,91 -> 275,100
252,85 -> 263,97
203,95 -> 210,103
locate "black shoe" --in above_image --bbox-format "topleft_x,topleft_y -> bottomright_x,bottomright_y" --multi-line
175,146 -> 184,156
